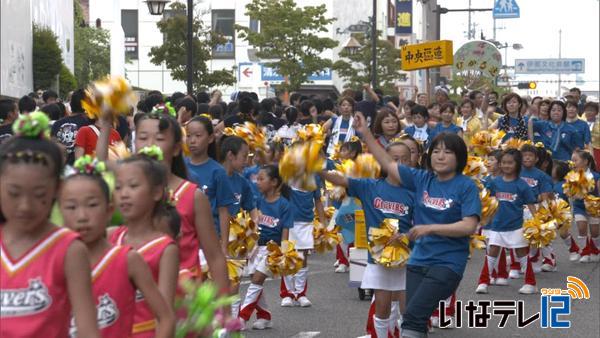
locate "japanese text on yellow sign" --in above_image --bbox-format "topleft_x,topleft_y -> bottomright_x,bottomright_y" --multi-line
400,40 -> 453,71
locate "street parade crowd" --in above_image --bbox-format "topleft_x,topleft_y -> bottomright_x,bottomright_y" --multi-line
1,79 -> 599,338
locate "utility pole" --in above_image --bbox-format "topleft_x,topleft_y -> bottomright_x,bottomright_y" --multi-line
467,0 -> 472,39
558,29 -> 562,96
371,0 -> 377,89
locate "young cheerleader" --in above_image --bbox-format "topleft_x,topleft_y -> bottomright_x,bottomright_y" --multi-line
321,141 -> 414,338
372,108 -> 402,148
220,136 -> 257,218
403,105 -> 431,146
281,163 -> 327,307
108,151 -> 179,337
59,157 -> 175,337
396,134 -> 423,169
185,115 -> 236,252
519,144 -> 555,272
239,165 -> 293,330
428,103 -> 463,142
356,107 -> 481,337
476,149 -> 538,295
323,96 -> 356,156
482,149 -> 503,185
570,150 -> 600,263
95,111 -> 229,289
0,113 -> 100,337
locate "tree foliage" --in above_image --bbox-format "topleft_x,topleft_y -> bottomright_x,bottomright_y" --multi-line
73,0 -> 110,87
59,63 -> 78,98
333,34 -> 403,95
148,2 -> 235,92
33,24 -> 63,91
236,0 -> 338,92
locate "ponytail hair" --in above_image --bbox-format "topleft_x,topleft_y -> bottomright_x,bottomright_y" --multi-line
574,149 -> 596,172
260,164 -> 290,199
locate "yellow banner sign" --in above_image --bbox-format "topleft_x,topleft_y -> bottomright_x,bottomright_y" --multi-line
400,40 -> 453,71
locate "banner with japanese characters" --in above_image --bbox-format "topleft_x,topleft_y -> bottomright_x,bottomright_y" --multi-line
395,0 -> 412,34
400,40 -> 453,71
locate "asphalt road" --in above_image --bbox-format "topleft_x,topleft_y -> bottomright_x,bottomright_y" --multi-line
238,234 -> 600,338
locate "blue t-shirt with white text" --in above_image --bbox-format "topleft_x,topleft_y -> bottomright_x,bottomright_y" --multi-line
520,166 -> 553,198
486,176 -> 536,232
226,172 -> 256,216
257,196 -> 293,245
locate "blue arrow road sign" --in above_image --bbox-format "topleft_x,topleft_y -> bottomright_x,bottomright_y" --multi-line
493,0 -> 520,19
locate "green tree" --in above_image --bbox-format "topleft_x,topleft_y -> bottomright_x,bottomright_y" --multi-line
74,0 -> 110,87
59,63 -> 78,98
333,33 -> 403,95
33,24 -> 63,90
148,2 -> 235,92
236,0 -> 338,92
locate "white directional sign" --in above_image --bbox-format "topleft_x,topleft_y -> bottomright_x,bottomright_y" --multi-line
514,58 -> 585,74
493,0 -> 520,19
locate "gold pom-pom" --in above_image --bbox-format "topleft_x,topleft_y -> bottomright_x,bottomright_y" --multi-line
313,225 -> 342,253
226,259 -> 245,286
227,211 -> 259,258
501,138 -> 532,151
107,141 -> 131,161
463,155 -> 488,178
471,130 -> 506,156
353,154 -> 381,178
563,169 -> 595,199
480,187 -> 499,225
523,218 -> 557,248
296,124 -> 325,143
279,126 -> 325,191
368,219 -> 411,268
266,240 -> 304,276
222,122 -> 267,153
584,195 -> 600,218
82,76 -> 135,122
470,233 -> 487,252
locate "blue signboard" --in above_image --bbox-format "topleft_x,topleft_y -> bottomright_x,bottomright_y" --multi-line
260,65 -> 332,82
514,58 -> 585,74
395,0 -> 412,34
493,0 -> 520,19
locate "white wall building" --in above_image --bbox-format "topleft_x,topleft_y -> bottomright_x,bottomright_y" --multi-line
89,0 -> 428,99
0,0 -> 74,98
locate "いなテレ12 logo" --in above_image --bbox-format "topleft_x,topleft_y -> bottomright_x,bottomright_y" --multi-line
540,276 -> 590,328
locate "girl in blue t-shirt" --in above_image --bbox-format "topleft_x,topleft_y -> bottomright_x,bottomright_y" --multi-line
220,136 -> 257,219
356,112 -> 481,337
551,160 -> 582,261
184,115 -> 236,252
566,100 -> 591,150
570,150 -> 600,263
238,165 -> 293,330
403,105 -> 431,147
477,149 -> 537,295
320,141 -> 414,338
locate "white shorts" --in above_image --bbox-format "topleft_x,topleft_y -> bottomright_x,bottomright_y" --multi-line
247,246 -> 271,276
361,263 -> 406,291
574,214 -> 600,224
289,221 -> 314,250
487,228 -> 529,248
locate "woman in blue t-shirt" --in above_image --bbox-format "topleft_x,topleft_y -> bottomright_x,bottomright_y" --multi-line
238,165 -> 293,330
528,101 -> 578,161
355,113 -> 481,337
320,142 -> 414,338
570,150 -> 600,263
477,149 -> 537,295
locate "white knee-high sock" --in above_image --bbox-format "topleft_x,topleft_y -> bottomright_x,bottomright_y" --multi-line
592,236 -> 600,250
374,316 -> 390,338
389,301 -> 400,333
239,283 -> 263,320
486,255 -> 498,277
231,296 -> 241,319
562,234 -> 572,246
518,255 -> 529,274
295,267 -> 308,296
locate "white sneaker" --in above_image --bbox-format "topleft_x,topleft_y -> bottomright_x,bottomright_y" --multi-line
490,277 -> 496,285
297,296 -> 312,307
591,254 -> 600,262
541,263 -> 557,272
579,255 -> 591,263
569,252 -> 581,261
333,259 -> 340,267
335,264 -> 349,273
518,284 -> 538,294
430,315 -> 439,328
252,318 -> 272,330
495,278 -> 508,286
281,297 -> 295,307
509,270 -> 520,279
476,283 -> 488,294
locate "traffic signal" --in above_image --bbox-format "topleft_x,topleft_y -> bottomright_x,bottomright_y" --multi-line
517,81 -> 537,89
